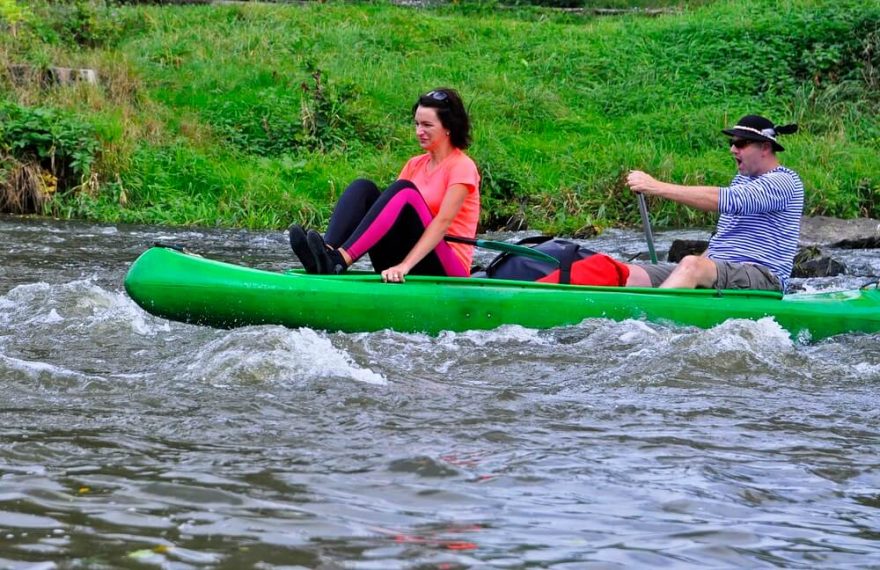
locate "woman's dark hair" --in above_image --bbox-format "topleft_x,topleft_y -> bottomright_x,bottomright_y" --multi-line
412,87 -> 471,150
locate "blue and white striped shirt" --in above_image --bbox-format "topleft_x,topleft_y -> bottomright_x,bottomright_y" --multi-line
708,166 -> 804,290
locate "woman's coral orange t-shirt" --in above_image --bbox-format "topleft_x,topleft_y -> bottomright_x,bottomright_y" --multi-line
398,149 -> 481,271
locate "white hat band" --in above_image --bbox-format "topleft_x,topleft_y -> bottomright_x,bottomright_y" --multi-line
733,125 -> 778,142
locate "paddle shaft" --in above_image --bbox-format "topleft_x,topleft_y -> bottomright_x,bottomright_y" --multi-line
444,235 -> 559,265
637,193 -> 658,264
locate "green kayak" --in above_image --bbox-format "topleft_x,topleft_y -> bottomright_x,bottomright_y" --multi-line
124,246 -> 880,341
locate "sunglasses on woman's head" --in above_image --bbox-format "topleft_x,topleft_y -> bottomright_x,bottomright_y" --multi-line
425,90 -> 448,102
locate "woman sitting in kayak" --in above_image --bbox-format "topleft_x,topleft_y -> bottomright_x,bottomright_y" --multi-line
288,88 -> 480,283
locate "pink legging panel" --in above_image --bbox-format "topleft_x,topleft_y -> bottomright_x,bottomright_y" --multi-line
344,186 -> 468,277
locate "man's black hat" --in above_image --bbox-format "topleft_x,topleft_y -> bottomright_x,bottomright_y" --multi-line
722,115 -> 798,152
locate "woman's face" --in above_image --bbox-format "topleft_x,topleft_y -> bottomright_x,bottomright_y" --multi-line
414,106 -> 448,152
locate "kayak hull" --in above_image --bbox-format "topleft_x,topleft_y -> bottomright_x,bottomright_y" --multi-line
124,247 -> 880,341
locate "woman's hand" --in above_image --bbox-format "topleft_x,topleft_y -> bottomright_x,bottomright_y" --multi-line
382,263 -> 410,283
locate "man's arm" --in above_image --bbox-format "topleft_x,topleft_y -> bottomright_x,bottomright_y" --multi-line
626,170 -> 720,212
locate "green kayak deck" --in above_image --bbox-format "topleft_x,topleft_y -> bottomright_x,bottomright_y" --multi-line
124,246 -> 880,341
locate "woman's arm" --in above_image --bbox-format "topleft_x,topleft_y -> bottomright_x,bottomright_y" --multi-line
380,184 -> 469,281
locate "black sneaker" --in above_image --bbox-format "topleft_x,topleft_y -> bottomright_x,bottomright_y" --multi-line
307,230 -> 347,275
288,223 -> 318,273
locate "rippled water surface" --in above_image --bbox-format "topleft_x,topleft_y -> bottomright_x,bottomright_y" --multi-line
2,215 -> 880,569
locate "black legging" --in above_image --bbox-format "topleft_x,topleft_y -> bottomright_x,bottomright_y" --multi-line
323,179 -> 467,276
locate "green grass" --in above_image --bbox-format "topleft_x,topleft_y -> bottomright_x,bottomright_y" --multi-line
1,0 -> 878,234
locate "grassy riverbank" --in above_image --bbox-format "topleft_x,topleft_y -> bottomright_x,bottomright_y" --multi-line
1,0 -> 879,234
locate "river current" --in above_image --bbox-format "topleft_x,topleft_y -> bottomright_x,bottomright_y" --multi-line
1,215 -> 879,569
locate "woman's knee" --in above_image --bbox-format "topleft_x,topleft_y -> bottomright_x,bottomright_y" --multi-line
370,179 -> 424,213
343,178 -> 381,198
335,178 -> 381,215
384,179 -> 419,194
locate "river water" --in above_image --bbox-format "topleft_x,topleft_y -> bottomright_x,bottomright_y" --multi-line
2,214 -> 880,569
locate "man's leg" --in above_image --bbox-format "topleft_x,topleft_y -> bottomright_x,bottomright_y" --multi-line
713,261 -> 782,291
659,255 -> 717,288
625,262 -> 676,287
625,264 -> 653,287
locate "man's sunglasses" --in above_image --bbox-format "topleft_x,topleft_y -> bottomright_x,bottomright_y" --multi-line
730,138 -> 758,149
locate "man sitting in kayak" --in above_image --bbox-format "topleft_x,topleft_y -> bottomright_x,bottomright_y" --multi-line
287,88 -> 480,284
623,114 -> 803,292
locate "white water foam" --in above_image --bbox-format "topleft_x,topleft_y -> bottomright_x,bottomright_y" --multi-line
698,317 -> 794,352
0,282 -> 54,327
0,353 -> 103,385
437,325 -> 553,347
1,280 -> 171,336
182,326 -> 387,386
614,319 -> 663,344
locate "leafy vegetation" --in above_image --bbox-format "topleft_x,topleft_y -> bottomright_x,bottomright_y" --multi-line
1,0 -> 878,233
0,101 -> 100,180
0,100 -> 100,213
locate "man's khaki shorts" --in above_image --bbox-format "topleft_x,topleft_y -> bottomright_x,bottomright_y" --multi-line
638,260 -> 782,291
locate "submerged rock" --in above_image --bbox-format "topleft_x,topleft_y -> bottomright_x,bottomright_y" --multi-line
667,239 -> 707,263
792,246 -> 846,278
